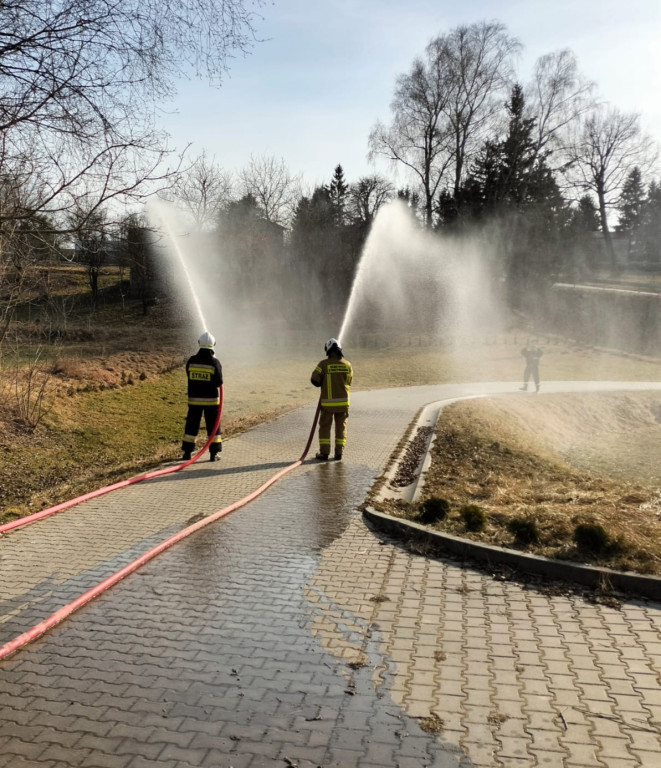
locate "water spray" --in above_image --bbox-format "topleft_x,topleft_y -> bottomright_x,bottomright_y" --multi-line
149,201 -> 208,332
337,199 -> 503,352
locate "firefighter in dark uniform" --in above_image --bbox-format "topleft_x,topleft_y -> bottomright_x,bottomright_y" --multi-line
311,338 -> 353,461
520,339 -> 543,392
181,331 -> 223,461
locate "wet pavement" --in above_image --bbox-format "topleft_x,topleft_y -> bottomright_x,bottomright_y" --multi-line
1,382 -> 660,768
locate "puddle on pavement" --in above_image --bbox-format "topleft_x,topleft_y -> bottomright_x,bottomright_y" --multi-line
0,461 -> 469,767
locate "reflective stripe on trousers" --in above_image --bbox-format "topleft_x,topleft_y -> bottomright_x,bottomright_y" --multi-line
318,409 -> 348,455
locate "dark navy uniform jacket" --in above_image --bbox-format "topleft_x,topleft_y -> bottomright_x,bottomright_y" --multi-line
186,348 -> 223,406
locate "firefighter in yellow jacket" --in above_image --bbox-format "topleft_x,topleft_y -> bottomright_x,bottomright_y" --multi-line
311,338 -> 353,461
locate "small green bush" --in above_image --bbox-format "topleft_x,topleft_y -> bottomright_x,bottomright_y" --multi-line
508,518 -> 540,546
418,497 -> 450,525
573,523 -> 610,555
460,504 -> 486,532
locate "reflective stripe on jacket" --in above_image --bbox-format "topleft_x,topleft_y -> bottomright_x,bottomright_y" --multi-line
311,355 -> 353,410
186,349 -> 223,406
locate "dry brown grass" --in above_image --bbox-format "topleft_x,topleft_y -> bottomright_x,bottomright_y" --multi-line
1,318 -> 660,528
418,713 -> 445,734
381,393 -> 661,575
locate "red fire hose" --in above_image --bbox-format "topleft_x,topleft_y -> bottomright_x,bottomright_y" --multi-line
0,386 -> 226,535
0,398 -> 322,661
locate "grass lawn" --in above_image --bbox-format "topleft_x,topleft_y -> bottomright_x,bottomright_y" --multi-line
1,328 -> 660,556
377,391 -> 661,575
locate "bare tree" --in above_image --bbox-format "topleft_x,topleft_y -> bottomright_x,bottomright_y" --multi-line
349,176 -> 394,225
369,44 -> 455,226
369,21 -> 520,225
237,154 -> 303,227
443,21 -> 521,198
119,213 -> 156,315
168,152 -> 234,230
566,106 -> 657,265
67,207 -> 110,308
526,49 -> 596,161
0,171 -> 60,342
0,0 -> 264,225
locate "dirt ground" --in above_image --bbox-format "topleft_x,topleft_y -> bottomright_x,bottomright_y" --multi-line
379,392 -> 661,575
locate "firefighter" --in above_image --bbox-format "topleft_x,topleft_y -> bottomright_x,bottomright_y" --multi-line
181,331 -> 223,462
311,338 -> 353,461
520,339 -> 543,392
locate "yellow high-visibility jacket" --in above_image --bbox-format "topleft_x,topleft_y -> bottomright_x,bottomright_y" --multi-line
311,354 -> 353,411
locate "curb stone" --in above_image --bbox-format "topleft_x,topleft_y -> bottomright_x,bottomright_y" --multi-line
363,507 -> 661,600
368,393 -> 661,601
378,397 -> 482,504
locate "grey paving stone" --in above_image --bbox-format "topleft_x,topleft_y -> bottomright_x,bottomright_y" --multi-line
1,383 -> 661,768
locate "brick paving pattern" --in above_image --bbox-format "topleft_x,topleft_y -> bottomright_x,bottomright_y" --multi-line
1,382 -> 660,767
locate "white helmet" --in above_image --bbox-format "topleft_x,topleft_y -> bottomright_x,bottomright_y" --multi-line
324,338 -> 341,354
198,331 -> 216,348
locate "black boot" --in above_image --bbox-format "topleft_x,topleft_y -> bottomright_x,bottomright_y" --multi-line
181,452 -> 192,461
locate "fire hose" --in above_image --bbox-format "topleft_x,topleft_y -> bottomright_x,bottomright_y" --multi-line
0,386 -> 228,535
0,394 -> 322,661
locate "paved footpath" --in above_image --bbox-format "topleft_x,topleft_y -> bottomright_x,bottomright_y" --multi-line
0,382 -> 660,768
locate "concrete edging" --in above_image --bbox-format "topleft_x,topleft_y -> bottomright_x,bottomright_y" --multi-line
363,507 -> 661,600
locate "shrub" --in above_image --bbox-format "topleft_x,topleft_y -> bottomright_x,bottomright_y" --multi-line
508,517 -> 540,546
418,497 -> 450,525
1,349 -> 53,429
573,523 -> 610,555
51,357 -> 86,379
460,504 -> 486,532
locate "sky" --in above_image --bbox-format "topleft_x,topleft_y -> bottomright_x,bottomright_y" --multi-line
163,0 -> 661,191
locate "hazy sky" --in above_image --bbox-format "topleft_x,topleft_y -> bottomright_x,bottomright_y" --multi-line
164,0 -> 661,190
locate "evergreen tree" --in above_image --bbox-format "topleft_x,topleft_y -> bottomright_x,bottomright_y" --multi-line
464,84 -> 560,214
291,187 -> 337,272
614,167 -> 648,262
563,195 -> 601,280
217,194 -> 272,296
457,84 -> 567,304
290,180 -> 365,327
397,187 -> 421,220
328,164 -> 349,225
569,195 -> 601,234
219,194 -> 264,235
617,167 -> 646,232
641,181 -> 661,265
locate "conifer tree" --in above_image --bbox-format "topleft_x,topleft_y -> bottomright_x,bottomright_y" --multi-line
328,165 -> 349,225
617,167 -> 646,232
641,181 -> 661,265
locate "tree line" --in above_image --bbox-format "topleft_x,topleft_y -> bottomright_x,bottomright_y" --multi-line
1,12 -> 659,341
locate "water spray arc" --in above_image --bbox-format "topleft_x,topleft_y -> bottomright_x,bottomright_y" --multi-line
337,199 -> 503,351
149,201 -> 208,333
338,200 -> 426,345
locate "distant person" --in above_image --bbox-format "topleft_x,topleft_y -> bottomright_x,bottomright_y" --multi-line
181,331 -> 223,462
311,338 -> 353,461
520,339 -> 543,392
